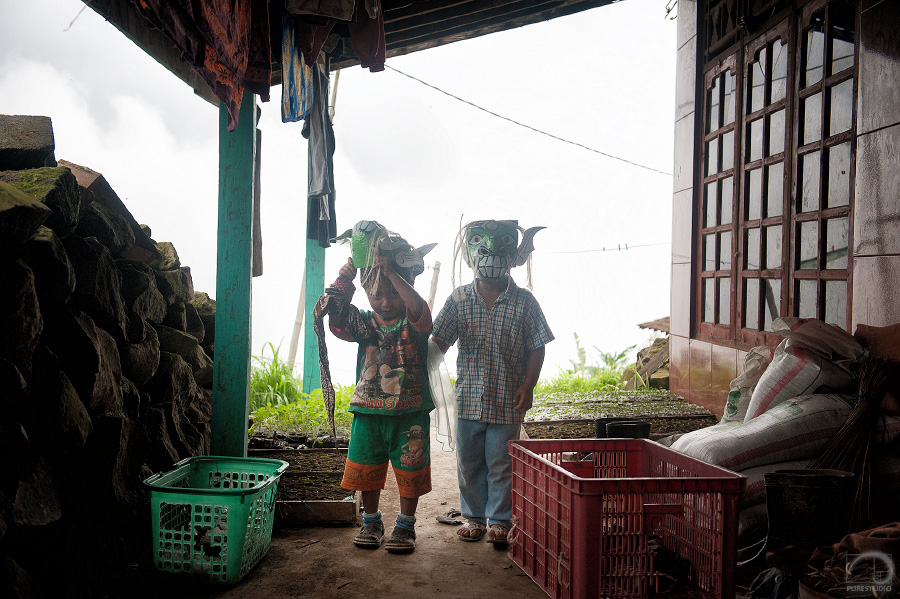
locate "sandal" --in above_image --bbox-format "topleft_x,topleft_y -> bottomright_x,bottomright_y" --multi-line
436,508 -> 463,525
486,524 -> 509,545
457,521 -> 486,542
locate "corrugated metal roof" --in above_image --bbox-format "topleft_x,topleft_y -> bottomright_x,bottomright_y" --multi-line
84,0 -> 621,103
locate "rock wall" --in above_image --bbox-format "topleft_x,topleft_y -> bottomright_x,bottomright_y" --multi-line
0,115 -> 216,597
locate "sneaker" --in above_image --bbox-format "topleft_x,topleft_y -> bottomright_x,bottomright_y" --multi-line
353,521 -> 385,548
385,526 -> 416,554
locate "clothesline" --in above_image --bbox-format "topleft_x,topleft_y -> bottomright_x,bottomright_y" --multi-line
385,65 -> 674,177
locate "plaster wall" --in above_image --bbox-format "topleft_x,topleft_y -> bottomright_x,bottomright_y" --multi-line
852,0 -> 900,331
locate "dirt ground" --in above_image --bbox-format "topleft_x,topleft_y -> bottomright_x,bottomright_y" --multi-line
103,417 -> 725,599
106,430 -> 550,599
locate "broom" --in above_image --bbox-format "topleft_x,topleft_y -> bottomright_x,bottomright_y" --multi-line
807,356 -> 899,533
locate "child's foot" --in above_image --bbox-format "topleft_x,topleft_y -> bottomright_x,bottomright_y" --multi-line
457,520 -> 486,542
353,520 -> 385,548
486,524 -> 509,546
385,527 -> 416,553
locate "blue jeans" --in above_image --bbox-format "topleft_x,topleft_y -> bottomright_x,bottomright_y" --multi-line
456,419 -> 522,529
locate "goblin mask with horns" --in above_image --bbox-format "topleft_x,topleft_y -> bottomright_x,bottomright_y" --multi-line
335,220 -> 437,285
462,220 -> 545,283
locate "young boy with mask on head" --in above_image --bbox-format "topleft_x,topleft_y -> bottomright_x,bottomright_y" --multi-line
431,220 -> 554,545
323,221 -> 436,554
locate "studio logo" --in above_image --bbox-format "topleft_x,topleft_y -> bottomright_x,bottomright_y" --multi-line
845,552 -> 896,597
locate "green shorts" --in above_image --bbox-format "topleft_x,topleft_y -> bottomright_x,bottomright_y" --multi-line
341,411 -> 431,498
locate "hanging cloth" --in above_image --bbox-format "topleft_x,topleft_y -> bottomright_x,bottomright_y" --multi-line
131,0 -> 272,131
427,339 -> 458,451
290,0 -> 384,72
302,63 -> 336,248
347,0 -> 385,72
281,13 -> 315,122
285,0 -> 356,22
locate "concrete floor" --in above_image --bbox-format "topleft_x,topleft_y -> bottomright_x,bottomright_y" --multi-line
136,430 -> 550,599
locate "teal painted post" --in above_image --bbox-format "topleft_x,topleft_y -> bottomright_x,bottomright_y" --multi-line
302,238 -> 325,393
211,97 -> 256,457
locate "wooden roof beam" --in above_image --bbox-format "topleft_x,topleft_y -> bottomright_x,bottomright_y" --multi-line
84,0 -> 220,105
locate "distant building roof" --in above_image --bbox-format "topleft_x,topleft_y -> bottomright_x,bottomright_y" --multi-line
637,316 -> 669,333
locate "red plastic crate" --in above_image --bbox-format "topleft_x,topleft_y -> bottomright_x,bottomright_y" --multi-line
509,439 -> 745,599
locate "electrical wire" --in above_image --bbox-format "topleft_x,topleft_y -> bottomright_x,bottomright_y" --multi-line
385,65 -> 673,177
545,241 -> 671,254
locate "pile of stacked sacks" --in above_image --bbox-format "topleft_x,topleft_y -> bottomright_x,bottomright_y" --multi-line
665,317 -> 900,551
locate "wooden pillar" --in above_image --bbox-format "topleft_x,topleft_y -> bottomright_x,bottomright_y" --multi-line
302,238 -> 324,393
211,96 -> 257,457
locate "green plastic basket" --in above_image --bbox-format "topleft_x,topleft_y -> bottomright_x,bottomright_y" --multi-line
143,456 -> 289,584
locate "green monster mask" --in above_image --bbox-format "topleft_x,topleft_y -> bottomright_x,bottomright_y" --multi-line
463,220 -> 545,282
335,220 -> 437,284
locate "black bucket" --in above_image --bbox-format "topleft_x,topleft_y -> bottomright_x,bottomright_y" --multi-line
594,417 -> 644,438
604,420 -> 651,439
763,469 -> 855,552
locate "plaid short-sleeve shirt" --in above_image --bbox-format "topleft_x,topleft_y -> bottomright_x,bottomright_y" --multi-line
431,280 -> 554,425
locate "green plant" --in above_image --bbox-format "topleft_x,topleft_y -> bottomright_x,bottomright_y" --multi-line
249,342 -> 305,412
250,385 -> 354,439
541,334 -> 636,396
619,364 -> 651,391
247,342 -> 354,439
566,333 -> 634,380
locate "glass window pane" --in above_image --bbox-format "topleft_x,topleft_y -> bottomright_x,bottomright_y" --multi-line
721,176 -> 733,225
718,278 -> 731,325
766,225 -> 782,270
799,221 -> 818,270
764,279 -> 782,331
827,142 -> 851,208
799,279 -> 818,319
829,79 -> 853,136
769,109 -> 785,156
703,278 -> 715,322
825,217 -> 849,269
704,234 -> 716,271
719,231 -> 732,270
805,26 -> 825,87
722,130 -> 734,171
746,228 -> 761,270
803,92 -> 823,145
745,278 -> 760,330
705,181 -> 717,227
724,70 -> 736,126
772,40 -> 788,103
748,168 -> 762,220
766,225 -> 781,270
707,77 -> 720,133
706,137 -> 719,176
750,47 -> 767,113
749,118 -> 764,162
767,162 -> 784,217
831,24 -> 855,74
825,280 -> 847,327
801,151 -> 821,212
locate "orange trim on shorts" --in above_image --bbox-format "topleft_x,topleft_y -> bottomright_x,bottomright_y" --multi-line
341,460 -> 389,491
393,463 -> 432,498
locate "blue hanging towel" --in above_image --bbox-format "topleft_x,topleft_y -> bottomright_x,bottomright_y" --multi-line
281,13 -> 314,122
